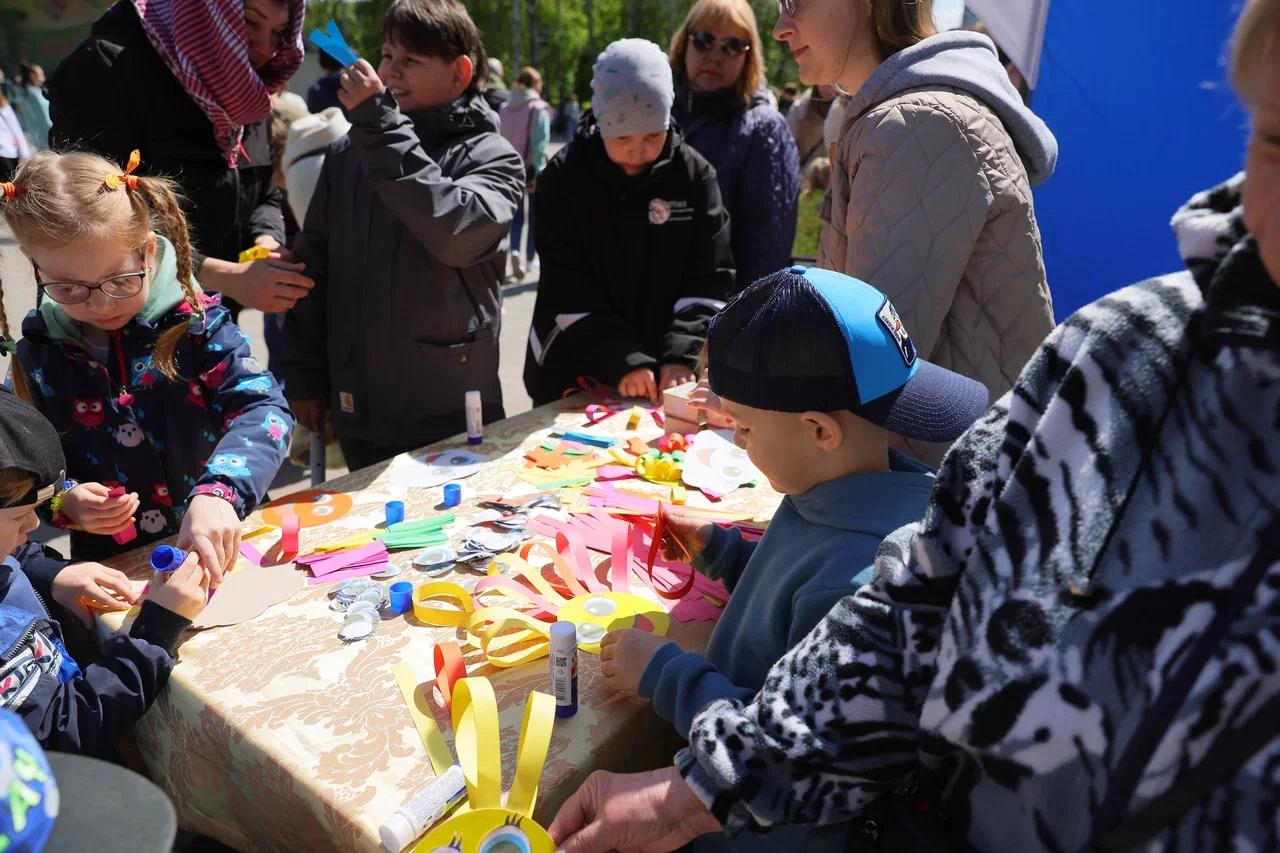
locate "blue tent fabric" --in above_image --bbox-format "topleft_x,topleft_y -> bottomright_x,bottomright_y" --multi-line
1031,1 -> 1247,319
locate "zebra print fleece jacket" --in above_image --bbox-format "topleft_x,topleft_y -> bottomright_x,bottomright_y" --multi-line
674,174 -> 1280,851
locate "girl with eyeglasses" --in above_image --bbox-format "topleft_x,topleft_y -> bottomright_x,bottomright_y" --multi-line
670,0 -> 802,293
773,0 -> 1058,467
0,150 -> 292,579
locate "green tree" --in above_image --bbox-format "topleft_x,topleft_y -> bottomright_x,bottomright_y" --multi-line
302,0 -> 800,107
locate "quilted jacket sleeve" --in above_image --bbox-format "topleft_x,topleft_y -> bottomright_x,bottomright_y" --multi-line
819,100 -> 993,361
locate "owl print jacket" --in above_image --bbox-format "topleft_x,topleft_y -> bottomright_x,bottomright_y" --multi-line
16,237 -> 293,562
676,176 -> 1280,850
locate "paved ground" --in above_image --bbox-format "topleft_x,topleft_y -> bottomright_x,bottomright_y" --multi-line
1,221 -> 538,553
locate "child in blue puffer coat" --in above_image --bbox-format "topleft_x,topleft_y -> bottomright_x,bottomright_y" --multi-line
0,150 -> 293,581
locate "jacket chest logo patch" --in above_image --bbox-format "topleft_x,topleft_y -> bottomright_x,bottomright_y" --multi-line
877,299 -> 917,366
649,198 -> 693,226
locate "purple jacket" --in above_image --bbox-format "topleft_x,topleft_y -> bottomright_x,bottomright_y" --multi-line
673,85 -> 801,290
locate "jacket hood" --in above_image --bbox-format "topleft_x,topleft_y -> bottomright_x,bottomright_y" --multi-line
846,31 -> 1057,186
38,234 -> 193,346
505,85 -> 543,110
284,106 -> 350,165
404,91 -> 500,141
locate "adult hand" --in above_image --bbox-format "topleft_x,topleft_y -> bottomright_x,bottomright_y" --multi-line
200,256 -> 314,313
549,767 -> 721,853
253,234 -> 281,253
600,628 -> 670,694
337,59 -> 385,111
618,368 -> 659,405
51,562 -> 139,628
176,495 -> 240,585
666,618 -> 716,653
59,483 -> 139,535
659,504 -> 713,562
143,551 -> 211,622
659,363 -> 695,391
289,397 -> 328,434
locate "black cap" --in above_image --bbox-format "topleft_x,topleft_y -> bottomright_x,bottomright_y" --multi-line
0,388 -> 65,508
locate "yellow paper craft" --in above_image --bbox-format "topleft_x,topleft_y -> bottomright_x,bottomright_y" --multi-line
238,245 -> 272,263
509,460 -> 599,489
415,678 -> 554,853
392,661 -> 455,777
308,533 -> 377,554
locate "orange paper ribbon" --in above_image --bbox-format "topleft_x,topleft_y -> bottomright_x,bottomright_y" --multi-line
104,149 -> 142,192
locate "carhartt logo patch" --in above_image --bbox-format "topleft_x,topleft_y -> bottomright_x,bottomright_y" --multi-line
339,392 -> 355,414
877,300 -> 917,366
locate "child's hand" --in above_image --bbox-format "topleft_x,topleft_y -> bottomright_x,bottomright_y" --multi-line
143,551 -> 210,622
659,505 -> 713,563
658,364 -> 695,391
176,495 -> 241,584
618,368 -> 659,405
600,628 -> 671,694
60,483 -> 139,535
688,377 -> 730,421
337,58 -> 385,110
51,562 -> 139,628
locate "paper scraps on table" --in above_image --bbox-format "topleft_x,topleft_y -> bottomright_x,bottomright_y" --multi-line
525,442 -> 598,470
531,510 -> 728,622
624,437 -> 651,457
388,448 -> 487,490
190,565 -> 304,630
594,464 -> 637,481
308,533 -> 376,554
297,541 -> 389,578
510,460 -> 597,490
557,428 -> 618,448
682,429 -> 760,497
376,514 -> 456,550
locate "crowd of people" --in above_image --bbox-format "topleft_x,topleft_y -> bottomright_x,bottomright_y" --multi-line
0,0 -> 1274,849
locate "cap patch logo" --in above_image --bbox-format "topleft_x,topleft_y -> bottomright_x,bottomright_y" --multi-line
877,300 -> 917,366
648,198 -> 671,225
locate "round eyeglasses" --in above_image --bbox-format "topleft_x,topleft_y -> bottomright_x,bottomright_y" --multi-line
689,30 -> 751,58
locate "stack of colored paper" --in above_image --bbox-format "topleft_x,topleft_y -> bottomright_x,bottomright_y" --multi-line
297,542 -> 390,584
376,514 -> 456,550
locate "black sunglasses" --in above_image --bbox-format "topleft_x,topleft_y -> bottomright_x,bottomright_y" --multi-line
689,30 -> 751,58
778,0 -> 797,16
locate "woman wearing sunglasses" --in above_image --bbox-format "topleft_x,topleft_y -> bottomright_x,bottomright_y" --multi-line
777,0 -> 1057,466
670,0 -> 801,293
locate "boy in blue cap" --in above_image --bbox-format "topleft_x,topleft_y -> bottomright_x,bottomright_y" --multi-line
600,265 -> 988,851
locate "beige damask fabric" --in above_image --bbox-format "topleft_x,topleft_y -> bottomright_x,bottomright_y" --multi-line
97,401 -> 781,852
819,86 -> 1055,465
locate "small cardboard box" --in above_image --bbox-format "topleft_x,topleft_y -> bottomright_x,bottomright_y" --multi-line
663,415 -> 701,437
662,381 -> 704,425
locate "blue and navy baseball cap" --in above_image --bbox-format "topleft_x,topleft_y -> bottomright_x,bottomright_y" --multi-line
706,266 -> 989,442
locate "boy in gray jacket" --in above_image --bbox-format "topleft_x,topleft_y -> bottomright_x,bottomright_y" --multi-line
600,265 -> 989,852
284,0 -> 524,470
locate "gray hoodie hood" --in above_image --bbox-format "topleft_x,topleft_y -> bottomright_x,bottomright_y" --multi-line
846,31 -> 1057,186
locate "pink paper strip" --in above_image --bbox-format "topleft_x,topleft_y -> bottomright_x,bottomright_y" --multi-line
473,577 -> 559,619
595,465 -> 636,481
299,542 -> 390,577
239,543 -> 264,567
305,564 -> 388,585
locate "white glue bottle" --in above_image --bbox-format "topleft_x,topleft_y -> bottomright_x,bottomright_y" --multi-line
465,390 -> 483,445
379,764 -> 467,852
550,621 -> 578,718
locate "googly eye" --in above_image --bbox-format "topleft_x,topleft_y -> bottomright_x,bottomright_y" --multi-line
312,505 -> 334,517
314,493 -> 333,504
478,818 -> 532,853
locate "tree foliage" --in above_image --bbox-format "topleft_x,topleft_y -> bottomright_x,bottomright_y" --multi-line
303,0 -> 799,105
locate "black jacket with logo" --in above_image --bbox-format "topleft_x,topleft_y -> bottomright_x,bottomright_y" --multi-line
524,114 -> 735,405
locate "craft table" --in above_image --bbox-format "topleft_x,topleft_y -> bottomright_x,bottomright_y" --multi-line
97,399 -> 784,852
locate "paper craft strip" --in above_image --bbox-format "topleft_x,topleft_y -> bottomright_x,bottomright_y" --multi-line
308,19 -> 359,67
304,564 -> 387,585
434,642 -> 467,710
392,662 -> 455,777
297,541 -> 389,577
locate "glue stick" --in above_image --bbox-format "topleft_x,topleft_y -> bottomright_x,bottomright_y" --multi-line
379,764 -> 467,852
465,390 -> 483,445
149,545 -> 187,573
550,621 -> 578,718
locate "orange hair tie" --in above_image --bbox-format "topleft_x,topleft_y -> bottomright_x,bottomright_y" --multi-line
0,182 -> 15,203
104,149 -> 142,191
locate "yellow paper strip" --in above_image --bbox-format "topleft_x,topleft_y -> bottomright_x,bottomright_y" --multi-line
507,691 -> 555,816
450,678 -> 502,810
309,533 -> 376,554
392,662 -> 455,777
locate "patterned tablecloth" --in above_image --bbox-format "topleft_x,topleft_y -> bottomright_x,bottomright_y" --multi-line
96,399 -> 783,852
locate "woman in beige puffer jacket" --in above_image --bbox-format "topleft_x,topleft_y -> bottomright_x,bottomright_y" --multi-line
776,0 -> 1057,464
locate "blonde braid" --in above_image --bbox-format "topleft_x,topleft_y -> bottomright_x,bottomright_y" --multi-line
134,176 -> 201,381
0,274 -> 33,403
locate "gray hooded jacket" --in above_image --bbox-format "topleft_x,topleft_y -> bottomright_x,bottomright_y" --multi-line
284,91 -> 524,447
818,32 -> 1058,465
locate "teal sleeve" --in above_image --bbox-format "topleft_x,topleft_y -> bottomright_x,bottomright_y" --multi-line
530,109 -> 551,173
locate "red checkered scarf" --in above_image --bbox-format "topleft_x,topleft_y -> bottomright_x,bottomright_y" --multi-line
130,0 -> 306,166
